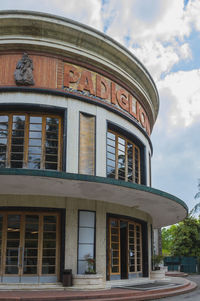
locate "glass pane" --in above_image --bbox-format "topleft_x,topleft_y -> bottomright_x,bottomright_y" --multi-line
30,116 -> 42,124
23,266 -> 37,274
45,162 -> 57,170
44,216 -> 56,223
107,132 -> 115,140
79,228 -> 94,244
42,266 -> 55,274
5,266 -> 18,274
78,244 -> 94,260
43,249 -> 56,257
79,211 -> 95,227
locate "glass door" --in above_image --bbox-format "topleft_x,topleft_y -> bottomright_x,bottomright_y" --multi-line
0,212 -> 60,283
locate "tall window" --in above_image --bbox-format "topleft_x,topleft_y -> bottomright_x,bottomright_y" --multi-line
0,113 -> 62,170
79,113 -> 95,175
77,211 -> 96,274
107,130 -> 141,184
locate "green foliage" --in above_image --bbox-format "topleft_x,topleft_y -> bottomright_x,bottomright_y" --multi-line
162,216 -> 200,257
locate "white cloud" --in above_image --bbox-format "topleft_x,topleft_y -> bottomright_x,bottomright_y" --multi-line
158,69 -> 200,127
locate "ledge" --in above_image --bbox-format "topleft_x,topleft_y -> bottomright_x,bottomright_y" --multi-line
0,168 -> 188,227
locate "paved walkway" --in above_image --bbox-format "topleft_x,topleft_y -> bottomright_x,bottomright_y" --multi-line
0,277 -> 197,301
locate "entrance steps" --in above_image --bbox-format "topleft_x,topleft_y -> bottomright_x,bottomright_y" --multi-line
0,282 -> 64,291
0,277 -> 197,300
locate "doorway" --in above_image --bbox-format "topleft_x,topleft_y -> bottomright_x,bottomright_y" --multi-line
120,221 -> 128,279
108,217 -> 142,280
0,211 -> 60,283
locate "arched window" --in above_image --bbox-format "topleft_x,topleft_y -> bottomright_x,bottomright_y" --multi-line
0,113 -> 62,170
107,130 -> 141,184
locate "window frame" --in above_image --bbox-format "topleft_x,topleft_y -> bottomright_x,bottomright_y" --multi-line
0,112 -> 63,171
77,210 -> 96,274
107,129 -> 141,184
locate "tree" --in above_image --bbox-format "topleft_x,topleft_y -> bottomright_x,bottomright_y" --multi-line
161,225 -> 176,255
161,216 -> 200,257
190,179 -> 200,215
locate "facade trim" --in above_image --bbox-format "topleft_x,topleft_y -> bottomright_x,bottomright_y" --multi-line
0,168 -> 188,212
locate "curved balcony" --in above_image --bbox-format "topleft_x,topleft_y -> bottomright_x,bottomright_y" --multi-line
0,168 -> 188,228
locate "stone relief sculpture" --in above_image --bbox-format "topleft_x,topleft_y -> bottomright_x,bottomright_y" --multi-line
14,53 -> 34,85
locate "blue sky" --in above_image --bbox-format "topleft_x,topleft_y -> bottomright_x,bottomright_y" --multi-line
1,0 -> 200,212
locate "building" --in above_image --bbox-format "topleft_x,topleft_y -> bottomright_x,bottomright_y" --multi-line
0,11 -> 187,286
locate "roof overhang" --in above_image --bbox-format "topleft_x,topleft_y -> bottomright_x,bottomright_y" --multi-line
0,169 -> 188,228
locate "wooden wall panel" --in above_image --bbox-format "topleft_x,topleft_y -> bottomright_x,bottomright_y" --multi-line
0,54 -> 21,86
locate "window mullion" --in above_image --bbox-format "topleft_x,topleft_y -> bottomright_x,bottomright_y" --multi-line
7,114 -> 12,168
23,114 -> 29,168
57,118 -> 62,171
125,140 -> 128,182
132,145 -> 135,183
41,116 -> 46,170
115,135 -> 118,180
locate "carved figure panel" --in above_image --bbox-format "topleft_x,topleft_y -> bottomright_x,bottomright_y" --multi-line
14,53 -> 34,86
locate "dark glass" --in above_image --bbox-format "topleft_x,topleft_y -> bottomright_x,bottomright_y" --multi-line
25,240 -> 38,248
113,251 -> 119,258
44,216 -> 56,223
130,266 -> 135,272
43,241 -> 56,248
45,162 -> 57,170
112,259 -> 119,265
43,249 -> 56,257
44,223 -> 56,231
7,215 -> 20,227
23,266 -> 37,274
45,155 -> 58,163
5,266 -> 18,274
25,215 -> 39,223
112,266 -> 119,273
42,257 -> 56,265
24,258 -> 38,265
110,220 -> 118,227
10,161 -> 23,168
25,232 -> 38,239
111,235 -> 119,242
43,232 -> 56,240
7,231 -> 20,239
111,243 -> 119,250
111,228 -> 118,235
42,266 -> 55,274
25,249 -> 38,257
7,240 -> 20,248
6,249 -> 18,256
6,257 -> 18,265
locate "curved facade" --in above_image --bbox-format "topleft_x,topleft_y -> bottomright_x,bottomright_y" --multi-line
0,11 -> 187,285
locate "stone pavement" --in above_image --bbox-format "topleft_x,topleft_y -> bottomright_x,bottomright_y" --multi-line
0,277 -> 197,301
